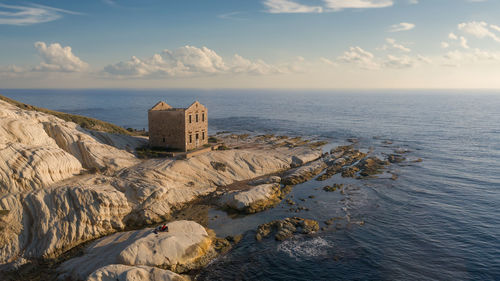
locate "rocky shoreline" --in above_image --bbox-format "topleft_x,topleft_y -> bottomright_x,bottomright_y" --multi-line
0,98 -> 413,280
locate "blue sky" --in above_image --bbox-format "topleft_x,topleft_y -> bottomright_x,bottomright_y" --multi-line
1,0 -> 500,88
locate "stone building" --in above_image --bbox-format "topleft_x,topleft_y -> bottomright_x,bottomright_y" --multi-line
148,101 -> 208,151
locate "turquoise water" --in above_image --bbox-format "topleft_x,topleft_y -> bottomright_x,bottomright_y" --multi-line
1,89 -> 499,280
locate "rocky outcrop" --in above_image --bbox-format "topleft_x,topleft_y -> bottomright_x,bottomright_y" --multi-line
282,158 -> 327,185
290,149 -> 322,168
59,221 -> 214,280
0,99 -> 323,271
0,100 -> 142,194
255,217 -> 319,241
218,183 -> 283,213
0,143 -> 83,194
87,264 -> 187,281
0,182 -> 131,263
357,157 -> 389,177
316,146 -> 367,181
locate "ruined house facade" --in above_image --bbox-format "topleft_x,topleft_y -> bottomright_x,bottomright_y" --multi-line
148,101 -> 208,151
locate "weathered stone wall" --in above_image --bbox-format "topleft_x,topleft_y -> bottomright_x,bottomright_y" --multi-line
184,102 -> 208,151
148,110 -> 186,150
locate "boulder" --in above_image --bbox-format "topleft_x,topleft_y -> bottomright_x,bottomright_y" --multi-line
219,183 -> 282,213
60,221 -> 213,280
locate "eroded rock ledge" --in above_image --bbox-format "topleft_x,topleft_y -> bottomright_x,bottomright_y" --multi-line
0,99 -> 323,271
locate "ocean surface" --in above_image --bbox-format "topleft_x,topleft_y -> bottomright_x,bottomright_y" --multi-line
1,89 -> 499,281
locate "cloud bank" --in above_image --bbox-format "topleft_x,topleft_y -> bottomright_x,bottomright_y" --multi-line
104,45 -> 301,78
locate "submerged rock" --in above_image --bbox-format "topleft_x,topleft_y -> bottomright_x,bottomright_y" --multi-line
341,166 -> 360,178
255,217 -> 319,241
387,154 -> 406,164
323,184 -> 343,192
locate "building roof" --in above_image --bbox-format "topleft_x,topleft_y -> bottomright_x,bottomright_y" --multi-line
149,100 -> 205,111
149,101 -> 172,111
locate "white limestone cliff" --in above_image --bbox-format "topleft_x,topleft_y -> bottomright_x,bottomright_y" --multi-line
0,99 -> 323,277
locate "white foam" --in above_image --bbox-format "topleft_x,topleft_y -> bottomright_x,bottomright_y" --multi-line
277,237 -> 333,260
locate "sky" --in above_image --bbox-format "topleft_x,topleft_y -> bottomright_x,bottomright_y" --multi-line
1,0 -> 500,89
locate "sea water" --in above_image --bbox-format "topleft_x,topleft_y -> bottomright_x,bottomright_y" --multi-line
1,89 -> 499,280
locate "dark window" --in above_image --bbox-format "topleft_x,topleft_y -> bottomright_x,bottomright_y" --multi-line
196,114 -> 199,122
162,137 -> 165,143
196,133 -> 199,140
189,115 -> 192,123
202,132 -> 205,140
202,112 -> 205,122
189,134 -> 192,143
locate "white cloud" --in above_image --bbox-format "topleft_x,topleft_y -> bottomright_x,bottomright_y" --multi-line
383,54 -> 431,69
324,0 -> 394,10
104,46 -> 227,78
389,22 -> 415,32
262,0 -> 394,13
0,65 -> 26,78
33,42 -> 88,72
104,45 -> 299,78
459,36 -> 470,49
384,55 -> 414,68
338,46 -> 379,70
458,21 -> 500,42
320,57 -> 337,66
490,24 -> 500,33
408,0 -> 419,4
217,11 -> 245,20
441,42 -> 450,48
449,32 -> 458,40
338,44 -> 430,70
416,55 -> 432,64
231,54 -> 283,74
263,0 -> 323,13
443,48 -> 500,67
383,38 -> 411,52
0,3 -> 80,25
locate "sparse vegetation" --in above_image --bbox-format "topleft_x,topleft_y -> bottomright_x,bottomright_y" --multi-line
217,144 -> 230,150
210,161 -> 227,172
136,146 -> 180,158
208,136 -> 219,143
0,94 -> 141,136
